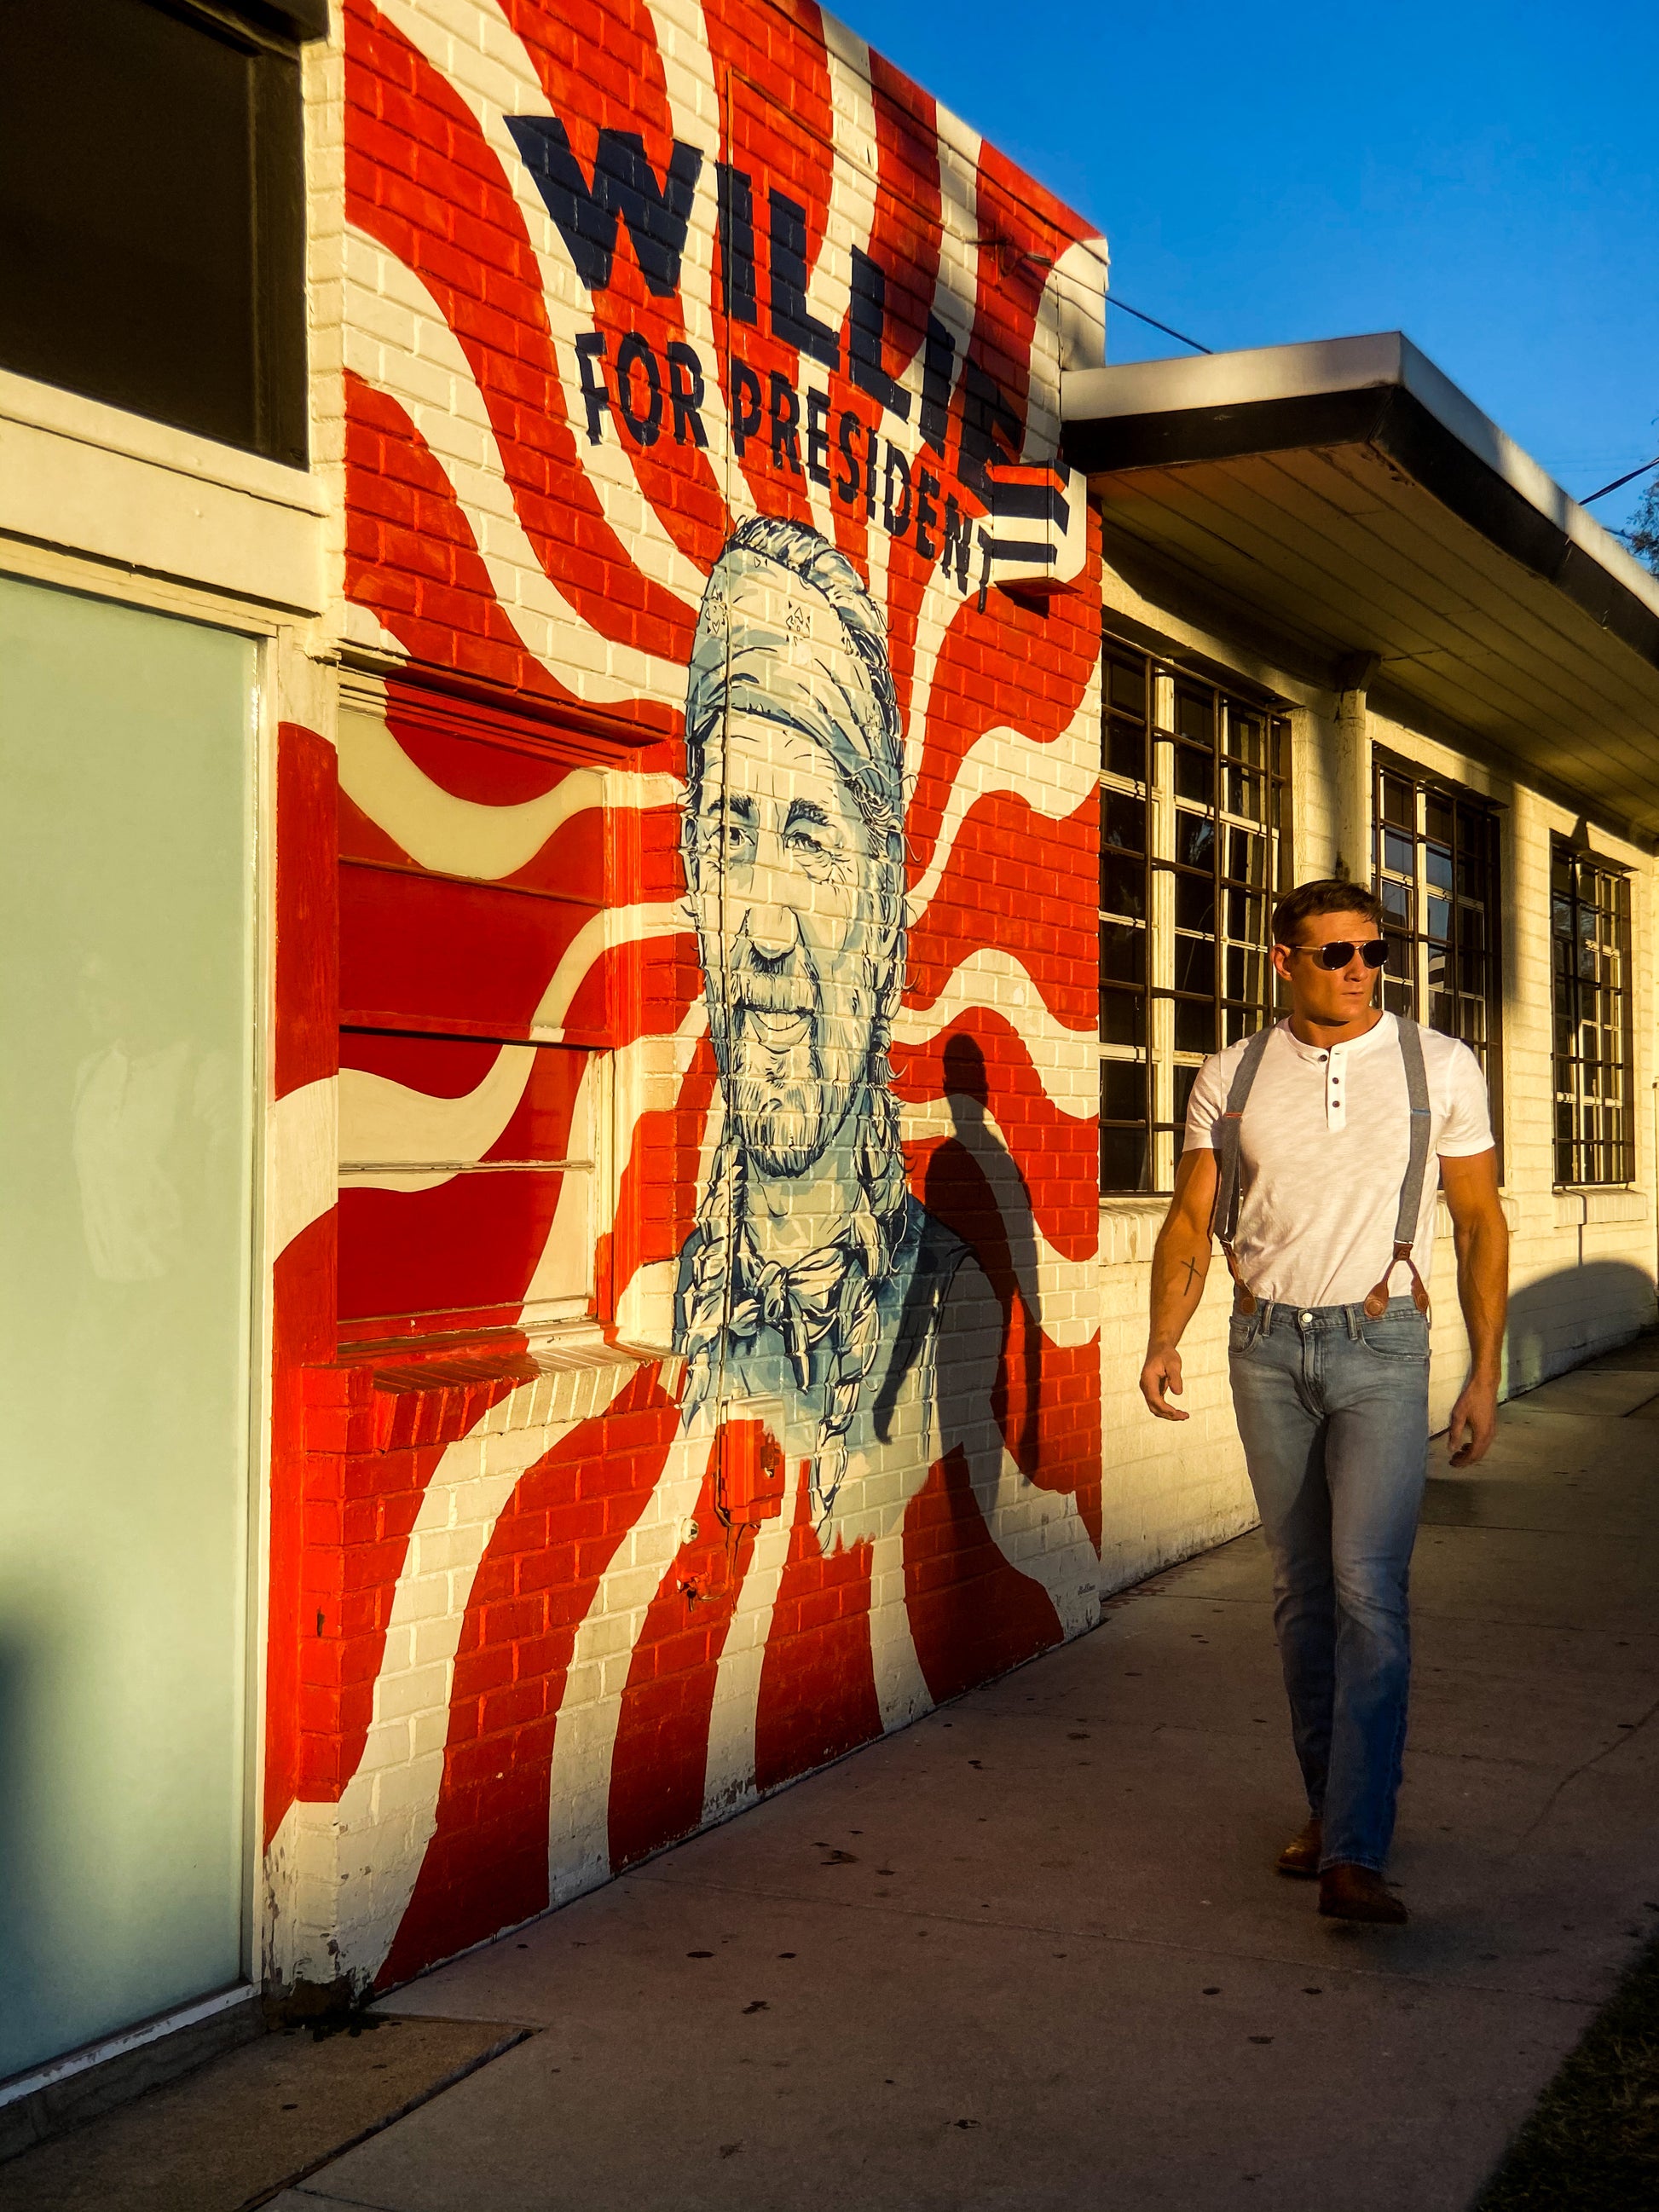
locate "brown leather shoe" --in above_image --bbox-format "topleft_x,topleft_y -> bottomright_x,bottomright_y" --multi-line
1318,1863 -> 1408,1924
1275,1816 -> 1322,1880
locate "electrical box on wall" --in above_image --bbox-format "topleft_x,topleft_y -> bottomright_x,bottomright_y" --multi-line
984,461 -> 1090,600
715,1402 -> 786,1529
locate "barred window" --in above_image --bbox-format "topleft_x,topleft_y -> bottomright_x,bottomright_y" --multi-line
1551,842 -> 1633,1187
1373,756 -> 1502,1140
1099,642 -> 1290,1193
0,0 -> 315,465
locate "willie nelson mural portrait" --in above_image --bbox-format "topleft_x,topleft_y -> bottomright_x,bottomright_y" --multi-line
673,517 -> 1091,1629
675,516 -> 953,1516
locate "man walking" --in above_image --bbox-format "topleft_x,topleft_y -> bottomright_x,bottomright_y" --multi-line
1140,880 -> 1508,1923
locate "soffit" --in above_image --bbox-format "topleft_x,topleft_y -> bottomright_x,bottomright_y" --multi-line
1061,336 -> 1659,843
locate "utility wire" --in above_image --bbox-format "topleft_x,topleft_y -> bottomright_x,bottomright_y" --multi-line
1104,297 -> 1212,356
1582,455 -> 1659,505
1101,303 -> 1655,514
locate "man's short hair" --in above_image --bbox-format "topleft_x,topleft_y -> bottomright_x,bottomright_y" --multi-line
1271,877 -> 1384,945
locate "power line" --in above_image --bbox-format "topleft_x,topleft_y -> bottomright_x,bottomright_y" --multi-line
1582,456 -> 1659,505
1105,297 -> 1212,356
1097,309 -> 1647,505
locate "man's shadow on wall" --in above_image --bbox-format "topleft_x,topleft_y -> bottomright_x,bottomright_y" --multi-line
1423,1256 -> 1656,1528
874,1036 -> 1042,1464
1501,1257 -> 1656,1397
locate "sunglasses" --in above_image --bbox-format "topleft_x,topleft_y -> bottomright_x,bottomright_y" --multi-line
1286,938 -> 1390,971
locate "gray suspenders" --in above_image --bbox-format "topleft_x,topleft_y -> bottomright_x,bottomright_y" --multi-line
1379,1017 -> 1434,1316
1208,1024 -> 1275,1313
1207,1017 -> 1433,1318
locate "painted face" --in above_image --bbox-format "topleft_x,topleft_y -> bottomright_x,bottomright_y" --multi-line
691,713 -> 887,1177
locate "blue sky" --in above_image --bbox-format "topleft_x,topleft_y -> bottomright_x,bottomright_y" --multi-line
840,0 -> 1659,541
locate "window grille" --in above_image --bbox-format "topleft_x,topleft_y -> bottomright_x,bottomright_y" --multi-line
1373,754 -> 1503,1150
1099,641 -> 1290,1193
1551,841 -> 1633,1187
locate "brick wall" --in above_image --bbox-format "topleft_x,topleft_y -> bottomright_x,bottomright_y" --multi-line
265,0 -> 1113,1994
266,0 -> 1656,2004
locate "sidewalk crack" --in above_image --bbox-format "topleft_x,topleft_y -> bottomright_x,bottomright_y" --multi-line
1514,1687 -> 1659,1845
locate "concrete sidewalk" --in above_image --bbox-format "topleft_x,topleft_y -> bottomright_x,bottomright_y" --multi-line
252,1336 -> 1655,2210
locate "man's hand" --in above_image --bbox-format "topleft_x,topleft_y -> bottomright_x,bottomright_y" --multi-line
1140,1149 -> 1217,1422
1439,1148 -> 1508,1471
1140,1346 -> 1189,1421
1446,1373 -> 1498,1467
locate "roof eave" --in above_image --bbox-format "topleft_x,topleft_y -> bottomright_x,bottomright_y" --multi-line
1061,335 -> 1659,679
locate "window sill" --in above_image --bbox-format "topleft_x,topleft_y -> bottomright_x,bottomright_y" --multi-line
1099,1196 -> 1169,1267
1553,1187 -> 1650,1228
0,368 -> 321,511
1434,1191 -> 1522,1238
363,1332 -> 679,1452
0,367 -> 325,615
1099,1190 -> 1529,1266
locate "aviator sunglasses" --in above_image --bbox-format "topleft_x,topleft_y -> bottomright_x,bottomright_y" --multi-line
1284,937 -> 1390,971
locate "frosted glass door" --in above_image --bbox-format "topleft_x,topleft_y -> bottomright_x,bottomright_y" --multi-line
0,577 -> 254,2080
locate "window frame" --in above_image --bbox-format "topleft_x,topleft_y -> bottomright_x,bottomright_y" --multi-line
1099,637 -> 1291,1196
1550,839 -> 1635,1189
1372,750 -> 1505,1163
0,0 -> 310,466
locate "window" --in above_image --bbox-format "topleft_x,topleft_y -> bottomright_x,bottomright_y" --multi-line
0,1 -> 321,465
1100,642 -> 1290,1193
1551,843 -> 1633,1187
0,575 -> 256,2076
336,687 -> 612,1342
1373,756 -> 1502,1127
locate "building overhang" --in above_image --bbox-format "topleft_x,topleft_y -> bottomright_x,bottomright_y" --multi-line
1061,332 -> 1659,844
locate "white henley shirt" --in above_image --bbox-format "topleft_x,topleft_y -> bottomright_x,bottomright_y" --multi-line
1182,1012 -> 1494,1310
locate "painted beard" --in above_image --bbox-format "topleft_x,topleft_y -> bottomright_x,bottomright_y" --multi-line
714,951 -> 867,1178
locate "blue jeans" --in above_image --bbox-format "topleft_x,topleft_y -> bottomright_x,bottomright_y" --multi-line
1228,1297 -> 1431,1873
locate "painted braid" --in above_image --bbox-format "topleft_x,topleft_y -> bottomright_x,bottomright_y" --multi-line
681,517 -> 911,1504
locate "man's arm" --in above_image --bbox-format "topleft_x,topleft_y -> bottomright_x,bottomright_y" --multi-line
1140,1146 -> 1219,1422
1438,1147 -> 1508,1468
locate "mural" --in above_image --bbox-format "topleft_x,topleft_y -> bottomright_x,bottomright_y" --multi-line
265,0 -> 1107,1994
677,516 -> 957,1519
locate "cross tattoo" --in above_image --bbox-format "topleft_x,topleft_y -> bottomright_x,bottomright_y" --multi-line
1182,1256 -> 1201,1294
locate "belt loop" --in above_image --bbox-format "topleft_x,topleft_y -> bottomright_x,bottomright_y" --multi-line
1344,1304 -> 1361,1341
1259,1302 -> 1275,1337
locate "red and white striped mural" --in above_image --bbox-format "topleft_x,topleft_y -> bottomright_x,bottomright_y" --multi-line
266,0 -> 1107,1993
